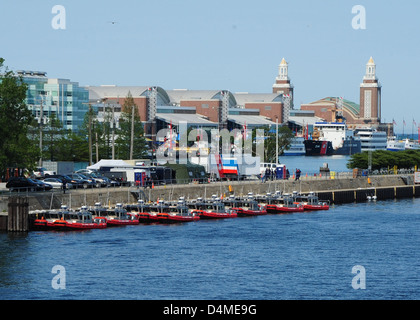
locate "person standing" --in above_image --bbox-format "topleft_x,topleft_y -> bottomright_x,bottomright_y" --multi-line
295,168 -> 301,181
62,179 -> 67,194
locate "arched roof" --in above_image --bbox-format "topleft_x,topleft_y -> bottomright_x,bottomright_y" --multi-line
87,85 -> 171,105
233,92 -> 283,107
166,89 -> 237,107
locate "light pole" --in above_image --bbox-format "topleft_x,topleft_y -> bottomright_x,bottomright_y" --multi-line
38,94 -> 47,168
276,116 -> 279,166
83,102 -> 93,166
130,102 -> 135,160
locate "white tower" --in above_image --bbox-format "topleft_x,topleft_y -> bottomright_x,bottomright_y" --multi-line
272,58 -> 294,109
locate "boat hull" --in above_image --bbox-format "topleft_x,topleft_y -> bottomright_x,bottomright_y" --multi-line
265,204 -> 304,213
333,139 -> 362,155
51,219 -> 107,230
232,208 -> 267,216
304,140 -> 333,156
303,204 -> 329,211
194,210 -> 238,219
157,213 -> 200,223
106,218 -> 139,226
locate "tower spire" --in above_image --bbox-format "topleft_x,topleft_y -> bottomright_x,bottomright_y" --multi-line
364,56 -> 376,80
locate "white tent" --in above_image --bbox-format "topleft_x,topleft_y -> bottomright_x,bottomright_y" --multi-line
87,159 -> 132,170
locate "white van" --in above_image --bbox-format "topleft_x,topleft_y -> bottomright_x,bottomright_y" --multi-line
260,163 -> 284,175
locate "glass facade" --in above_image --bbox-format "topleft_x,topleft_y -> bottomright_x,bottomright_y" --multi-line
18,71 -> 89,132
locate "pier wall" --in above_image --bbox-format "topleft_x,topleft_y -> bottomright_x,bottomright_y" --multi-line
0,175 -> 419,231
4,174 -> 416,211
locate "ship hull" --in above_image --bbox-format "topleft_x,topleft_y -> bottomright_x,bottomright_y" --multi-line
333,139 -> 362,155
304,140 -> 333,156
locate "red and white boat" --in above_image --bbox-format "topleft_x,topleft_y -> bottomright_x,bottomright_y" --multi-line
126,199 -> 152,223
157,198 -> 200,223
232,199 -> 267,216
105,203 -> 140,226
294,192 -> 330,211
32,210 -> 56,230
33,205 -> 72,230
265,194 -> 304,213
190,197 -> 237,219
227,193 -> 267,216
52,206 -> 107,230
148,202 -> 170,222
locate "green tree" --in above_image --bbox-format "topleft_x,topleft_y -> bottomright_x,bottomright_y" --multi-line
115,91 -> 147,159
43,114 -> 67,161
0,58 -> 39,174
251,125 -> 295,163
54,131 -> 89,162
347,150 -> 420,170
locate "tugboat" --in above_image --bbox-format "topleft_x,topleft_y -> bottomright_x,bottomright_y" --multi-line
106,203 -> 140,226
293,192 -> 330,211
53,206 -> 107,230
265,193 -> 304,213
190,196 -> 237,219
157,198 -> 200,223
231,193 -> 267,216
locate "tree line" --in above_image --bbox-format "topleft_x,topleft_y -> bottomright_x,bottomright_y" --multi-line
0,57 -> 296,178
347,149 -> 420,171
0,58 -> 147,177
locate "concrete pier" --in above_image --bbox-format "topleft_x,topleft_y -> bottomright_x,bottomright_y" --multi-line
0,174 -> 418,231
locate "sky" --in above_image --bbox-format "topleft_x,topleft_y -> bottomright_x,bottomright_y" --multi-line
1,0 -> 419,133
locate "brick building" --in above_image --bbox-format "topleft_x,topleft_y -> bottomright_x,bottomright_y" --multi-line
301,57 -> 384,129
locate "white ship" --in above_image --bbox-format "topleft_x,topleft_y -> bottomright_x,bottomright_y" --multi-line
387,136 -> 406,151
283,136 -> 306,156
354,127 -> 387,152
404,138 -> 420,150
311,122 -> 362,155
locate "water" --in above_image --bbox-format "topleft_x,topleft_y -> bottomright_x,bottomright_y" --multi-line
279,155 -> 351,175
1,197 -> 419,300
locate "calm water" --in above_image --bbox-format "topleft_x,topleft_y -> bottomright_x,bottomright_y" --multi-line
1,197 -> 419,300
279,155 -> 351,174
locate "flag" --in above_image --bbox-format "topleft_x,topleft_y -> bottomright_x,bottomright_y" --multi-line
403,119 -> 406,126
393,119 -> 397,125
413,119 -> 417,126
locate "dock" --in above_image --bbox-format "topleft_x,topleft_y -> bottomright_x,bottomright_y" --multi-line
0,174 -> 418,231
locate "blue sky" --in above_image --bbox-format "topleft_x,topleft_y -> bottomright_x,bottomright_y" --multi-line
1,0 -> 419,133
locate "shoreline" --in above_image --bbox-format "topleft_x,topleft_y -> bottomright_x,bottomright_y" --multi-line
1,174 -> 419,231
0,174 -> 416,210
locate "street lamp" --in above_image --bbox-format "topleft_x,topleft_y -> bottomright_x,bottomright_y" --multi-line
276,116 -> 279,166
38,94 -> 47,168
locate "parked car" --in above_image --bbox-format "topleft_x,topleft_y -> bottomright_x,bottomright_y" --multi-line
42,177 -> 74,189
69,173 -> 96,188
83,172 -> 110,187
38,174 -> 79,189
33,167 -> 56,178
6,177 -> 53,192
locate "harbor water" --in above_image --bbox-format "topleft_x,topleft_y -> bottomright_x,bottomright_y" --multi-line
1,197 -> 419,300
278,155 -> 352,175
